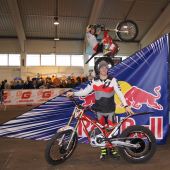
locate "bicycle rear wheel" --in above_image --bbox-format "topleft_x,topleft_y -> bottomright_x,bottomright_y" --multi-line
116,20 -> 138,42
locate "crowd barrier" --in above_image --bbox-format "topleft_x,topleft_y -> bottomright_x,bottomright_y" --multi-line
1,88 -> 69,105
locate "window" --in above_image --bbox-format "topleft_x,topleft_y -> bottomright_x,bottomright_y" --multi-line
26,54 -> 40,66
56,55 -> 70,66
0,54 -> 8,66
122,56 -> 128,60
115,55 -> 128,61
89,55 -> 103,67
9,54 -> 20,66
88,55 -> 94,67
71,55 -> 84,66
41,54 -> 55,66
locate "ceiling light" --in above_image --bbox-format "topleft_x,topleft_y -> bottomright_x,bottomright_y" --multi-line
54,38 -> 60,41
54,17 -> 59,25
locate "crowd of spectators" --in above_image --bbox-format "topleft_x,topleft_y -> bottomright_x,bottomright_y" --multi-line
0,74 -> 92,90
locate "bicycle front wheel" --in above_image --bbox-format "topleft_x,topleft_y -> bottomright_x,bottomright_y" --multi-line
116,20 -> 138,42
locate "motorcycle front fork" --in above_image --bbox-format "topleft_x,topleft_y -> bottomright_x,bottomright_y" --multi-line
64,112 -> 83,150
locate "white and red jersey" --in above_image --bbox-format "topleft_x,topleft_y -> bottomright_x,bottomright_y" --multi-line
86,31 -> 119,55
86,32 -> 98,52
74,76 -> 127,113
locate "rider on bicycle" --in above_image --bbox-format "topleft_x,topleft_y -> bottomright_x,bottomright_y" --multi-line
67,60 -> 134,160
86,24 -> 119,56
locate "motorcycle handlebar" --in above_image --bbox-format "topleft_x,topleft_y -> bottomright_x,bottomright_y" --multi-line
62,95 -> 155,116
68,96 -> 84,109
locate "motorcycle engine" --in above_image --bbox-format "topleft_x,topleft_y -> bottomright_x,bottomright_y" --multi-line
90,128 -> 106,147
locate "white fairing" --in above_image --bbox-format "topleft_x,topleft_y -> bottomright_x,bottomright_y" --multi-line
90,134 -> 106,147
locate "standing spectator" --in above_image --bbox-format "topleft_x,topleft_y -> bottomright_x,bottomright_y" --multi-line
24,76 -> 34,89
4,80 -> 10,89
0,82 -> 4,104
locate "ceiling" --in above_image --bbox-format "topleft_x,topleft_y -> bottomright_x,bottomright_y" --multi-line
0,0 -> 169,42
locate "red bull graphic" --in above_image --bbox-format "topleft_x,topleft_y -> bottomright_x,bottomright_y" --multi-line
79,92 -> 95,107
77,116 -> 163,140
79,83 -> 163,111
124,86 -> 163,110
0,34 -> 168,144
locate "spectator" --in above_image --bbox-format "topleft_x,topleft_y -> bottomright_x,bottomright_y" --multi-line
14,80 -> 22,89
24,76 -> 34,89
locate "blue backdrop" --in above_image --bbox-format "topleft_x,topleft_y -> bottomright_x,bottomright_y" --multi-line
0,34 -> 169,144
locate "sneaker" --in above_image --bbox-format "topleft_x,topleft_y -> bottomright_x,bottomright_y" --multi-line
109,148 -> 120,159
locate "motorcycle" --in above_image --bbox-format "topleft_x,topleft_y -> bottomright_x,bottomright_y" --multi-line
85,20 -> 138,74
45,96 -> 156,165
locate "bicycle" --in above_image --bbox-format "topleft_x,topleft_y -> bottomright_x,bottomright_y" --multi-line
85,20 -> 138,74
45,96 -> 156,165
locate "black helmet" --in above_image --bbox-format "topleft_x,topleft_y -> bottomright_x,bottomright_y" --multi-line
89,24 -> 97,29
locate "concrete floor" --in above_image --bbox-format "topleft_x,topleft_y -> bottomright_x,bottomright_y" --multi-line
0,105 -> 170,170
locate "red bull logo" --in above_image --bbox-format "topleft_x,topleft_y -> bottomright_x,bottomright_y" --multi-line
124,85 -> 163,110
79,81 -> 163,112
79,92 -> 95,107
114,81 -> 163,113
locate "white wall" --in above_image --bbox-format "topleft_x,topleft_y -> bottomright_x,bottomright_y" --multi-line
0,66 -> 84,82
140,4 -> 170,48
0,67 -> 21,82
0,39 -> 20,53
0,38 -> 139,82
25,40 -> 84,54
20,66 -> 84,80
0,39 -> 139,55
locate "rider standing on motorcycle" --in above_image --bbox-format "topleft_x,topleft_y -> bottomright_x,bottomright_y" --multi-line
67,60 -> 134,160
86,25 -> 119,56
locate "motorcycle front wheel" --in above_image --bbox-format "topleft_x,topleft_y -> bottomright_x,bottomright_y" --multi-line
45,129 -> 78,165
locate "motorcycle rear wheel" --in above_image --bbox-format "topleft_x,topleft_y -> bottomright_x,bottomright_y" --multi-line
118,125 -> 156,163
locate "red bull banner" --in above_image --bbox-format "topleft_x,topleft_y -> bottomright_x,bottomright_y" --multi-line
0,35 -> 169,143
77,34 -> 169,144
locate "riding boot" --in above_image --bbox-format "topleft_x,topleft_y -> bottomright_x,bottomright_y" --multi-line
100,147 -> 107,160
109,147 -> 120,159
